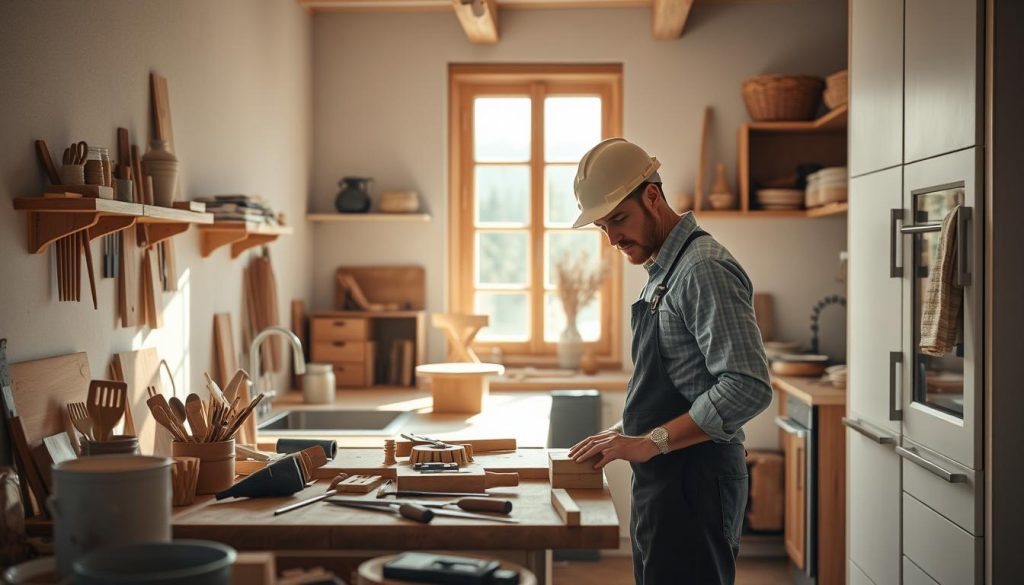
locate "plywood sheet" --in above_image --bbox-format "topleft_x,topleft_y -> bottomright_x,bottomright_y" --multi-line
334,266 -> 425,311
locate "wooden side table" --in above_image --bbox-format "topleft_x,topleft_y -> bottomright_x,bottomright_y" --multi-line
415,363 -> 504,414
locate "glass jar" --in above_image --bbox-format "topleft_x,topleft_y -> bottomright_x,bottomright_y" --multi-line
99,147 -> 112,187
84,146 -> 104,186
302,363 -> 336,404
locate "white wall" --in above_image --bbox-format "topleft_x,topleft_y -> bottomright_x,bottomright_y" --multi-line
312,0 -> 849,450
0,1 -> 312,397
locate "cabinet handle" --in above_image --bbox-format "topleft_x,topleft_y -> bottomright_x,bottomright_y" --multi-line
889,351 -> 903,421
842,417 -> 895,445
956,206 -> 972,287
774,416 -> 807,438
332,341 -> 346,348
895,446 -> 968,483
890,208 -> 904,278
796,445 -> 804,491
333,321 -> 346,327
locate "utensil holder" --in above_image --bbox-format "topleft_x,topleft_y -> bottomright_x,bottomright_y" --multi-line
114,177 -> 133,203
60,164 -> 84,186
172,440 -> 235,495
171,456 -> 201,507
80,435 -> 139,456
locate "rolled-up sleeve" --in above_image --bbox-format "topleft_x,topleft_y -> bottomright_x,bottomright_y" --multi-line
677,258 -> 772,442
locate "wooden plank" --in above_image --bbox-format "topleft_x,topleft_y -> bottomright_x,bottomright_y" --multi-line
334,266 -> 426,311
549,472 -> 604,489
550,488 -> 580,525
143,248 -> 163,329
548,450 -> 601,476
817,404 -> 846,585
113,348 -> 172,457
119,227 -> 141,327
651,0 -> 693,40
753,293 -> 775,342
213,313 -> 238,389
451,0 -> 499,44
150,72 -> 174,150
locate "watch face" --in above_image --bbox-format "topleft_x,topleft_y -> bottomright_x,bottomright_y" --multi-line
651,427 -> 668,442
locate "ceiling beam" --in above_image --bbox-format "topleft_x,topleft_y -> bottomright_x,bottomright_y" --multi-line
451,0 -> 499,43
651,0 -> 693,39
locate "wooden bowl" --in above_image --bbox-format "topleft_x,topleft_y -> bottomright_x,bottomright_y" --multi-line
771,360 -> 827,377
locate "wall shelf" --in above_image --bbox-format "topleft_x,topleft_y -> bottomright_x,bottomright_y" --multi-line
198,221 -> 293,258
694,201 -> 847,219
307,212 -> 431,223
13,196 -> 212,254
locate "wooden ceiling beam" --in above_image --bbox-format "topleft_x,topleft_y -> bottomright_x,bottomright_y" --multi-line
651,0 -> 693,40
451,0 -> 499,43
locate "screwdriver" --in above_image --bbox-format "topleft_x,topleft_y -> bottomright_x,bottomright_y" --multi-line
328,500 -> 434,523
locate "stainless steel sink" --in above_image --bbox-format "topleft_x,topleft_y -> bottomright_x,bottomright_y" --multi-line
257,409 -> 412,436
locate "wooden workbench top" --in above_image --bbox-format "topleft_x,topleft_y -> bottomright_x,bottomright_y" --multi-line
171,478 -> 620,551
771,374 -> 847,406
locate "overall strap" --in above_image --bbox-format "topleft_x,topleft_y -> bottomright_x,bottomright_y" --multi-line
649,229 -> 710,314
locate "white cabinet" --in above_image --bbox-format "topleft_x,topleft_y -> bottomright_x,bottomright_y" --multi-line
850,0 -> 904,176
903,493 -> 983,584
847,427 -> 901,585
904,0 -> 982,163
848,168 -> 903,435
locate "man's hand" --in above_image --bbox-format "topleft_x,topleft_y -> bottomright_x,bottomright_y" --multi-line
568,429 -> 660,470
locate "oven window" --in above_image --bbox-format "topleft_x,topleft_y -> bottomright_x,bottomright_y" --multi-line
912,187 -> 965,418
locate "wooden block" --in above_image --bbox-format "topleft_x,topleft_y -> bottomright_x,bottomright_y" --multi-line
550,471 -> 604,490
172,200 -> 206,212
45,184 -> 114,199
232,551 -> 276,585
335,474 -> 384,493
212,313 -> 237,389
395,437 -> 516,457
549,450 -> 601,476
550,488 -> 580,526
396,465 -> 518,493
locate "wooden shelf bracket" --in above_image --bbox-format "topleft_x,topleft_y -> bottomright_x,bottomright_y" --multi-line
26,212 -> 101,254
230,234 -> 279,258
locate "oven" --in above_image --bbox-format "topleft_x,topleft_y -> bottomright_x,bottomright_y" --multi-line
776,396 -> 816,584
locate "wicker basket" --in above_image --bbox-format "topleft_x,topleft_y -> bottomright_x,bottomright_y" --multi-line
824,69 -> 848,110
741,75 -> 824,121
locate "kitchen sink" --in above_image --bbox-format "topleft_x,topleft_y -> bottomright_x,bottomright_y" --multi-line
257,409 -> 412,436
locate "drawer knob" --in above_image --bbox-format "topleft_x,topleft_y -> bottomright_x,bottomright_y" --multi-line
333,341 -> 346,347
333,321 -> 346,326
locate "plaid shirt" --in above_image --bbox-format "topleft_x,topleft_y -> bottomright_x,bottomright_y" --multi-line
637,212 -> 772,443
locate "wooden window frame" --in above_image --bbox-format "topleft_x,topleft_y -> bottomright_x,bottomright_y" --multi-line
448,63 -> 624,368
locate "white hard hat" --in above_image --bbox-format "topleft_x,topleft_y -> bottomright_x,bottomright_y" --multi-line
572,138 -> 661,228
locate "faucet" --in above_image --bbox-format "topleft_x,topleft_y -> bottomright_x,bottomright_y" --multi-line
250,326 -> 306,417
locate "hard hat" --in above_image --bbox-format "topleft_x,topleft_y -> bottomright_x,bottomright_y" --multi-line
572,138 -> 661,228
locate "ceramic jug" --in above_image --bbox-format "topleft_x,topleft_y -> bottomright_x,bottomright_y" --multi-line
335,177 -> 372,213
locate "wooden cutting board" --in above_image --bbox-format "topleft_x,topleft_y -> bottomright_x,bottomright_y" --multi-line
213,313 -> 238,389
143,248 -> 163,329
112,348 -> 172,456
119,228 -> 141,327
753,293 -> 776,342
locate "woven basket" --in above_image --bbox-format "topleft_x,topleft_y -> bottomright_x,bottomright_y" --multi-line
824,69 -> 848,110
741,75 -> 824,121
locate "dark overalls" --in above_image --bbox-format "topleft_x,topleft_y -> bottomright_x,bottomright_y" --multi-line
623,230 -> 750,585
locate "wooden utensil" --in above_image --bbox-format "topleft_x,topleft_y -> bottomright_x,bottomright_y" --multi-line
86,380 -> 127,441
34,140 -> 61,185
186,394 -> 209,442
150,402 -> 188,443
212,314 -> 238,388
168,396 -> 188,425
222,369 -> 247,405
147,385 -> 188,441
221,393 -> 264,441
80,231 -> 97,309
203,372 -> 229,406
67,401 -> 94,441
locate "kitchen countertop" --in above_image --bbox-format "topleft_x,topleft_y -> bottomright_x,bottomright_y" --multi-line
263,388 -> 554,448
772,374 -> 847,406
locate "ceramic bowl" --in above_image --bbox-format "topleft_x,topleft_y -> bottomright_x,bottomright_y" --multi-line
708,193 -> 736,210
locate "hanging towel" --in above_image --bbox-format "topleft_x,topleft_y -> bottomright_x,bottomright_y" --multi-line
920,205 -> 963,356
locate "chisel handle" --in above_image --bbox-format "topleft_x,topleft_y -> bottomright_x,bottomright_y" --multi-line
398,503 -> 434,523
457,498 -> 513,514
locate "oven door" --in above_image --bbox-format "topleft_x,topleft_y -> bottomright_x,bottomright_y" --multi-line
777,401 -> 816,581
899,148 -> 983,470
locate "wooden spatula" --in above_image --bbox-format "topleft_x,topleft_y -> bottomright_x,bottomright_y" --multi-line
86,380 -> 127,441
185,393 -> 208,442
66,401 -> 94,441
147,386 -> 189,442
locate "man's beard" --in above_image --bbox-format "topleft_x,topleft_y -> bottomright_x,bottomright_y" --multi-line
617,205 -> 657,264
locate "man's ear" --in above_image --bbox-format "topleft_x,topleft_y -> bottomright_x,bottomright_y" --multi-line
643,183 -> 662,211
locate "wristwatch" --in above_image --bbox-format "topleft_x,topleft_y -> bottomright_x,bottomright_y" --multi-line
649,426 -> 670,455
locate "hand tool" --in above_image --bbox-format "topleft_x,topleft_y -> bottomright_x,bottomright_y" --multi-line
86,380 -> 127,441
401,433 -> 450,448
274,474 -> 350,516
329,497 -> 519,524
328,499 -> 434,523
375,478 -> 489,499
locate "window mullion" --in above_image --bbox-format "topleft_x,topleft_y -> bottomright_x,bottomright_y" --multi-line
529,82 -> 546,355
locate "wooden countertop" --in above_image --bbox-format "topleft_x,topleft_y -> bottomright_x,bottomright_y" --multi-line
266,389 -> 554,448
771,375 -> 847,406
171,478 -> 620,551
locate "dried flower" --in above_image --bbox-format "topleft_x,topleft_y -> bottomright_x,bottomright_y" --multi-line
554,250 -> 610,323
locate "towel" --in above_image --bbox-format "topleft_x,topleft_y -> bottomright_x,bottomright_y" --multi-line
920,206 -> 963,357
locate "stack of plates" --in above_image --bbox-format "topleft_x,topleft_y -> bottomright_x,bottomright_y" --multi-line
763,340 -> 802,359
825,364 -> 847,388
806,167 -> 848,208
755,188 -> 804,210
770,353 -> 829,377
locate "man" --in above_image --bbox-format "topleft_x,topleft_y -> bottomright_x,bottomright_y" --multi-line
568,138 -> 772,585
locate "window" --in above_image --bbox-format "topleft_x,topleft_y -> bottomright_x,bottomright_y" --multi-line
448,64 -> 623,365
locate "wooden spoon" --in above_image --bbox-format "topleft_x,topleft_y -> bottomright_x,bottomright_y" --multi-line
185,394 -> 209,442
151,403 -> 188,442
168,396 -> 188,425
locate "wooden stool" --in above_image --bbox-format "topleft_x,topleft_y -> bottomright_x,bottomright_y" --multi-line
415,363 -> 504,414
431,313 -> 488,363
356,553 -> 537,585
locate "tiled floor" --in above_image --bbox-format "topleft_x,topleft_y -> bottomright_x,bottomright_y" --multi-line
553,555 -> 792,584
